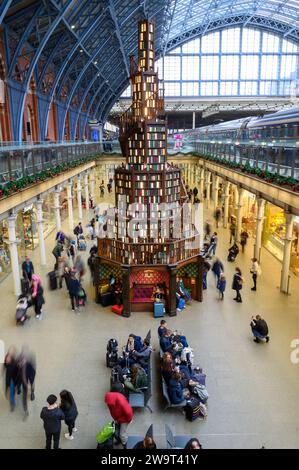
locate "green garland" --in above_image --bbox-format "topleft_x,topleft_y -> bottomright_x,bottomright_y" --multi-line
188,152 -> 299,193
0,153 -> 102,199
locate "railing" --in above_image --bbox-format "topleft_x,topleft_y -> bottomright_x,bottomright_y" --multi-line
0,142 -> 103,185
194,141 -> 299,181
98,234 -> 200,265
0,140 -> 101,151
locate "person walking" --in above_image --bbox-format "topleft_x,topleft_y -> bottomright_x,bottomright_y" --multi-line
100,181 -> 105,197
69,240 -> 77,265
217,272 -> 226,300
250,258 -> 261,291
73,222 -> 83,244
211,258 -> 224,285
40,395 -> 65,450
104,391 -> 133,448
3,347 -> 18,411
52,242 -> 64,267
215,207 -> 221,228
55,257 -> 69,289
232,267 -> 243,303
240,229 -> 249,253
22,256 -> 34,283
74,255 -> 86,281
31,274 -> 45,319
59,390 -> 78,440
67,271 -> 80,312
210,232 -> 218,256
15,348 -> 36,418
229,220 -> 236,244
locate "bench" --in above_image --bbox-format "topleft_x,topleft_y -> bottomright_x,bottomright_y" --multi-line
128,330 -> 152,412
126,424 -> 153,449
165,424 -> 192,449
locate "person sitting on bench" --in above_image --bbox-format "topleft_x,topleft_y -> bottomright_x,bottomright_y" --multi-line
131,339 -> 152,369
177,278 -> 192,303
250,315 -> 270,343
124,364 -> 148,392
160,330 -> 173,353
168,371 -> 185,405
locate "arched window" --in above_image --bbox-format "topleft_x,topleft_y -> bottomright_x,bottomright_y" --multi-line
121,27 -> 299,98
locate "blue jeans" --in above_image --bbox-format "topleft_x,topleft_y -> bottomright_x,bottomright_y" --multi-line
9,380 -> 16,408
183,289 -> 191,301
203,272 -> 207,290
251,327 -> 266,340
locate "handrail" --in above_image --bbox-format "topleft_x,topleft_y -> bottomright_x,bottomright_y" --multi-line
0,140 -> 100,152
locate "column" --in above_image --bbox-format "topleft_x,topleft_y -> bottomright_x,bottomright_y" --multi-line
122,265 -> 131,317
168,265 -> 178,316
254,198 -> 265,262
235,187 -> 245,244
223,182 -> 230,229
192,111 -> 196,130
280,212 -> 295,294
90,170 -> 95,206
54,188 -> 61,231
84,171 -> 89,212
35,199 -> 47,266
7,214 -> 21,296
66,181 -> 74,231
205,171 -> 211,209
213,175 -> 220,212
77,175 -> 83,220
199,168 -> 205,201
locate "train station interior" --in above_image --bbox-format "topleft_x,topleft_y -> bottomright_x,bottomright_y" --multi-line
0,0 -> 299,451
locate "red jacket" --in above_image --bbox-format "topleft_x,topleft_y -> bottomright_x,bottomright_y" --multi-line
105,392 -> 133,424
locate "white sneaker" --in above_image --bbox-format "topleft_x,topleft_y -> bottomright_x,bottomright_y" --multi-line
36,315 -> 40,319
177,308 -> 181,312
73,427 -> 78,432
65,433 -> 74,440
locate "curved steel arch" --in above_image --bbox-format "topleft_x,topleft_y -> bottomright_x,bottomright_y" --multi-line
8,0 -> 76,141
0,1 -> 13,26
59,43 -> 123,140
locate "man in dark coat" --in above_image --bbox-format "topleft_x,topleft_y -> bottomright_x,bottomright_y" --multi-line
40,395 -> 65,449
22,256 -> 34,282
251,315 -> 269,343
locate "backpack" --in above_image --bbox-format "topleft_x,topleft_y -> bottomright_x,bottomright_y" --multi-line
96,421 -> 115,444
193,384 -> 209,403
134,336 -> 143,351
107,339 -> 118,353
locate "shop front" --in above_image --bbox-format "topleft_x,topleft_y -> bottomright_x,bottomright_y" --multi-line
262,203 -> 285,263
0,221 -> 11,280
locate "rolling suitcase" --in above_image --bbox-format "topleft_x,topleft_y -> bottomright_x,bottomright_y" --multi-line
184,396 -> 202,422
153,302 -> 164,318
47,271 -> 57,290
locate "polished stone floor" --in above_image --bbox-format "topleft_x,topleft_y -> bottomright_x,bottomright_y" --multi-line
0,189 -> 299,449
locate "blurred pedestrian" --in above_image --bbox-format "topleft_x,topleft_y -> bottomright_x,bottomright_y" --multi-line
215,207 -> 221,228
3,347 -> 18,411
